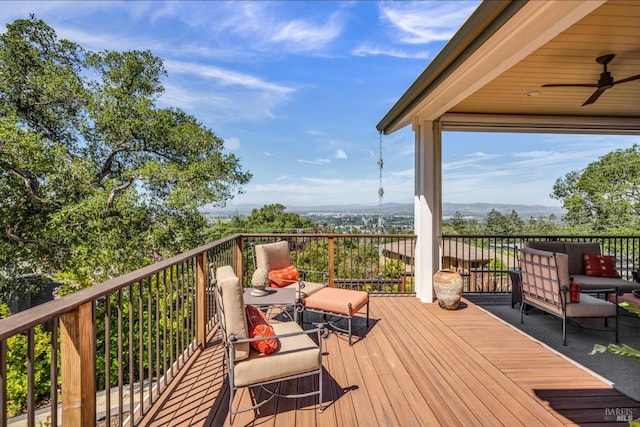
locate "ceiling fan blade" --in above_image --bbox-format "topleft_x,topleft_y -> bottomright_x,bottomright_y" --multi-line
542,83 -> 598,88
582,86 -> 607,106
613,74 -> 640,85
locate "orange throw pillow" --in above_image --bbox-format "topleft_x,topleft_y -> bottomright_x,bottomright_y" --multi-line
245,305 -> 278,355
268,265 -> 299,288
583,253 -> 621,278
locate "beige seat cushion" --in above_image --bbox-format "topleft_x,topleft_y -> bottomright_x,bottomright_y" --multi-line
216,266 -> 250,361
233,322 -> 321,387
566,293 -> 617,318
572,275 -> 639,292
255,241 -> 291,272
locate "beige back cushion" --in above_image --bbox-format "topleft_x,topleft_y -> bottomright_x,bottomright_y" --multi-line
216,266 -> 250,361
255,241 -> 291,272
564,242 -> 601,276
525,241 -> 566,253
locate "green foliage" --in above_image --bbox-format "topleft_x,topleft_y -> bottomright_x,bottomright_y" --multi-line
484,209 -> 525,234
552,144 -> 640,233
444,209 -> 561,235
448,211 -> 482,234
590,343 -> 640,362
93,273 -> 195,391
209,204 -> 321,238
0,16 -> 251,299
381,259 -> 404,279
488,258 -> 507,270
245,204 -> 319,233
591,302 -> 640,362
0,304 -> 52,417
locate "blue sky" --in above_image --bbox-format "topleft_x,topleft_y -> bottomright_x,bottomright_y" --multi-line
2,1 -> 638,209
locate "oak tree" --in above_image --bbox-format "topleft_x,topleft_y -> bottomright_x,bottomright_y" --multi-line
552,144 -> 640,233
0,16 -> 251,304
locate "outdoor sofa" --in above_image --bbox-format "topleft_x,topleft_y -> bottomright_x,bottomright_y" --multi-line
524,241 -> 640,292
519,247 -> 618,345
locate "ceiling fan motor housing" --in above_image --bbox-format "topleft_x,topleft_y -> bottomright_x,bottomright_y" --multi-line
598,71 -> 613,89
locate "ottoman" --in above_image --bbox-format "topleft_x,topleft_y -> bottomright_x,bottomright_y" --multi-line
302,287 -> 369,345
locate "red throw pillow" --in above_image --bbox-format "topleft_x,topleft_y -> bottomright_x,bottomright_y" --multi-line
268,265 -> 299,288
245,305 -> 278,355
583,253 -> 621,278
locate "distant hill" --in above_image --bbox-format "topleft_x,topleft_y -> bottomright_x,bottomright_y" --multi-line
205,202 -> 564,220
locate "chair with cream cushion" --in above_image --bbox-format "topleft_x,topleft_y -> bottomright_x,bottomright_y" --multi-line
213,265 -> 324,426
252,240 -> 327,301
519,247 -> 618,346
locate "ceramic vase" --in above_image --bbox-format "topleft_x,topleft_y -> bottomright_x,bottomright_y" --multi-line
433,269 -> 463,310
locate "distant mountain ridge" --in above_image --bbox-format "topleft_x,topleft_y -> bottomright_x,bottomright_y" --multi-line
206,202 -> 565,219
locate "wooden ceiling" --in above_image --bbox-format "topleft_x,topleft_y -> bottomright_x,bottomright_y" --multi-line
451,1 -> 640,118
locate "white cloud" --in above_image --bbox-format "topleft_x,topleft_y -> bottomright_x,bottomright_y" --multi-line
232,173 -> 412,206
443,152 -> 500,171
297,158 -> 331,165
380,1 -> 479,45
352,44 -> 430,59
199,2 -> 345,54
334,149 -> 348,160
224,137 -> 240,150
270,16 -> 343,52
164,60 -> 295,95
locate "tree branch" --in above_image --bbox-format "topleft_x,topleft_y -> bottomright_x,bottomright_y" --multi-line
5,223 -> 39,247
0,161 -> 45,203
96,147 -> 127,182
107,177 -> 134,207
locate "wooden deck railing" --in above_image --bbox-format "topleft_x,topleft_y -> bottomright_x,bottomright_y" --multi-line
240,234 -> 417,293
0,233 -> 416,426
0,235 -> 241,427
3,232 -> 639,425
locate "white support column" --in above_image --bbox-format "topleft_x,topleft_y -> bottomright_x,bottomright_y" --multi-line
413,120 -> 442,303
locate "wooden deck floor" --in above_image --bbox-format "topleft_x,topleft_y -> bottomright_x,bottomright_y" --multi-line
143,296 -> 640,426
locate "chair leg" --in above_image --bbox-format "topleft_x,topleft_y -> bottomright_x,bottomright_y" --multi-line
366,300 -> 369,327
228,383 -> 234,426
318,356 -> 324,413
562,315 -> 567,346
520,301 -> 525,324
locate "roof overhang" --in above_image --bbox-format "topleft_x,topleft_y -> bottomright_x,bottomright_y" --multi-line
377,0 -> 640,135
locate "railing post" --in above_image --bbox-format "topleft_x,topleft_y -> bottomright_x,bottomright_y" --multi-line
196,252 -> 207,347
235,235 -> 244,281
60,301 -> 95,426
328,237 -> 335,287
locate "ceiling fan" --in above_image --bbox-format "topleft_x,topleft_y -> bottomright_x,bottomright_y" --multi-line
542,53 -> 640,106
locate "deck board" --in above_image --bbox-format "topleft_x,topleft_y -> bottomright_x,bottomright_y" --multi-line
141,296 -> 640,426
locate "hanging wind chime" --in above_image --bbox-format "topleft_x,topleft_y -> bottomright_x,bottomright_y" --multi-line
377,131 -> 384,232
